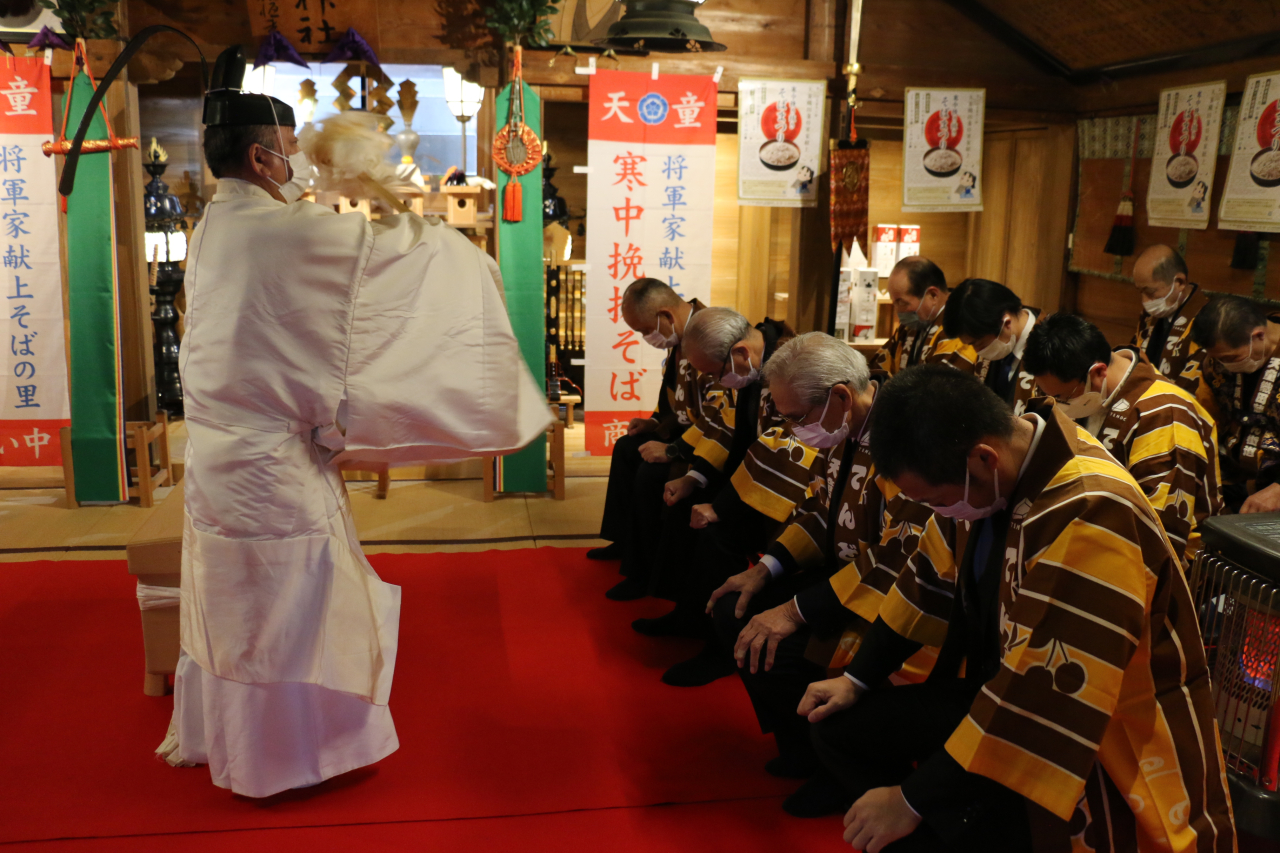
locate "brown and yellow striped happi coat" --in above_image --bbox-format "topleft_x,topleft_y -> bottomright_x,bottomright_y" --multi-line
870,319 -> 981,377
1197,347 -> 1280,490
1131,283 -> 1209,395
767,385 -> 953,671
1089,350 -> 1221,565
938,403 -> 1235,852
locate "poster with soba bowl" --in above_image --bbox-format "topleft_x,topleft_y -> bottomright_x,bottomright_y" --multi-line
903,88 -> 985,213
1220,71 -> 1280,234
1148,81 -> 1225,230
737,78 -> 828,208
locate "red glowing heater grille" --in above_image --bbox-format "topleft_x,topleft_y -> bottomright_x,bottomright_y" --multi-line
1191,514 -> 1280,842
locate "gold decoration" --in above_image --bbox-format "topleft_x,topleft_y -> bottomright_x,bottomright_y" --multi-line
148,137 -> 168,164
331,65 -> 357,112
368,73 -> 395,116
397,80 -> 419,129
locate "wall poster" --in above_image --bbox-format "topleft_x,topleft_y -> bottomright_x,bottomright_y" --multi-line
737,78 -> 827,208
0,55 -> 70,466
902,87 -> 985,213
584,69 -> 717,455
1147,81 -> 1226,230
1220,71 -> 1280,233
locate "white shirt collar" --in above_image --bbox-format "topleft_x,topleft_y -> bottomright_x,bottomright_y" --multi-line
1012,308 -> 1035,362
1085,351 -> 1137,436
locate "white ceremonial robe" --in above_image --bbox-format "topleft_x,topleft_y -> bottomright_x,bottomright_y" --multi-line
160,180 -> 550,797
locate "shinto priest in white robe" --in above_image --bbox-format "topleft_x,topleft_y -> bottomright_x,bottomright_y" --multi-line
157,179 -> 551,797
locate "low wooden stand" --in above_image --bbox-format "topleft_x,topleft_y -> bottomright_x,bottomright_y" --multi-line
126,413 -> 173,508
552,393 -> 582,429
482,416 -> 565,501
126,479 -> 185,695
339,461 -> 392,499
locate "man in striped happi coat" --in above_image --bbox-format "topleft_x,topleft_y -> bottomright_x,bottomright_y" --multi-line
943,278 -> 1042,416
800,366 -> 1234,853
871,256 -> 980,377
704,333 -> 956,817
1024,313 -> 1222,564
633,308 -> 828,687
1132,245 -> 1209,395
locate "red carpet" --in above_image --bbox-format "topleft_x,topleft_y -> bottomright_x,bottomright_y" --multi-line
0,550 -> 846,850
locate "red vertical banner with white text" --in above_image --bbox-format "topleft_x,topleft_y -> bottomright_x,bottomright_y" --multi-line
0,56 -> 70,466
585,69 -> 716,455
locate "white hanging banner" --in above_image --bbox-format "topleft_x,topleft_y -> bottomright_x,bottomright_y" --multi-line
902,87 -> 984,213
584,68 -> 717,456
1147,81 -> 1226,230
737,78 -> 827,208
1220,71 -> 1280,233
0,56 -> 70,466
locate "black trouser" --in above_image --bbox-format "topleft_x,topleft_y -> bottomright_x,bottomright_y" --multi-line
661,518 -> 773,639
617,458 -> 677,587
599,432 -> 655,543
713,573 -> 829,762
812,682 -> 1032,852
646,487 -> 705,600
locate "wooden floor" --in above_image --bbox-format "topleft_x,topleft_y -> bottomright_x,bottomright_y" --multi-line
0,419 -> 610,561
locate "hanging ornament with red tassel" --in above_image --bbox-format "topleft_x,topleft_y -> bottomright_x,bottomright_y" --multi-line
1104,117 -> 1141,257
492,45 -> 542,222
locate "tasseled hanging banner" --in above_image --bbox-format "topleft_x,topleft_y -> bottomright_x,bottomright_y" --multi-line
503,178 -> 523,222
1105,118 -> 1140,257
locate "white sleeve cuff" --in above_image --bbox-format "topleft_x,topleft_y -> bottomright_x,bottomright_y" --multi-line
843,671 -> 869,691
759,554 -> 784,577
791,595 -> 807,624
686,470 -> 708,487
899,788 -> 922,819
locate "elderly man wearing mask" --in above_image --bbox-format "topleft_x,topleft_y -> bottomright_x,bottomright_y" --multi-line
635,308 -> 832,687
1192,294 -> 1280,513
155,47 -> 551,797
589,278 -> 710,602
1023,313 -> 1221,563
872,257 -> 978,376
1131,244 -> 1208,394
707,333 -> 955,817
942,279 -> 1041,416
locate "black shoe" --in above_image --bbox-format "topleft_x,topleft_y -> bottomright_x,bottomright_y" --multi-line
632,609 -> 704,639
661,646 -> 736,687
586,542 -> 623,561
606,577 -> 647,601
781,774 -> 848,818
765,754 -> 818,780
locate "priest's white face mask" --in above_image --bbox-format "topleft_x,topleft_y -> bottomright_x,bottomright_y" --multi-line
263,99 -> 312,204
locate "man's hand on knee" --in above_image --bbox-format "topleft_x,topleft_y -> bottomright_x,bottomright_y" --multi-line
842,786 -> 921,852
628,417 -> 658,436
798,675 -> 863,723
689,503 -> 718,529
639,440 -> 670,463
664,475 -> 697,506
707,562 -> 770,617
735,598 -> 803,674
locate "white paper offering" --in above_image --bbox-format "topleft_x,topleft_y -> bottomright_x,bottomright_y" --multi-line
737,78 -> 828,208
1220,71 -> 1280,233
872,224 -> 898,277
903,88 -> 985,213
1147,81 -> 1225,230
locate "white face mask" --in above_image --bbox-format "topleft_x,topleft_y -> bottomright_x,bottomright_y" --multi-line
720,348 -> 759,390
264,148 -> 312,204
1222,337 -> 1267,374
1058,372 -> 1108,420
1142,282 -> 1183,319
977,322 -> 1015,362
791,389 -> 851,449
930,465 -> 1007,522
643,314 -> 679,349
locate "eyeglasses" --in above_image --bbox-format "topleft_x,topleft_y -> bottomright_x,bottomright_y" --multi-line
779,385 -> 839,426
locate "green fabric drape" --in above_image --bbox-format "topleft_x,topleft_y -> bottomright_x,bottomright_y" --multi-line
64,72 -> 127,502
495,81 -> 547,493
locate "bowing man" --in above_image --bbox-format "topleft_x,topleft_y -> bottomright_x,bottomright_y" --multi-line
156,47 -> 550,797
1192,294 -> 1280,513
942,279 -> 1040,415
590,278 -> 710,602
800,366 -> 1234,853
872,257 -> 978,376
706,333 -> 955,818
1024,313 -> 1221,564
1132,244 -> 1208,393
